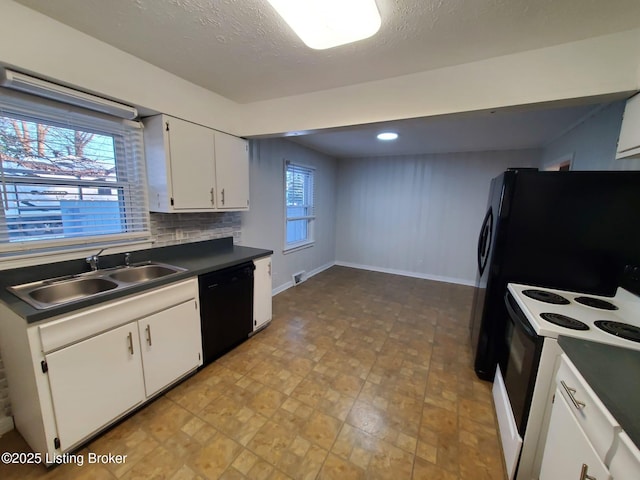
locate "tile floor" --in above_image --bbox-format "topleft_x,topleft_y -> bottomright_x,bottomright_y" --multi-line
0,266 -> 506,479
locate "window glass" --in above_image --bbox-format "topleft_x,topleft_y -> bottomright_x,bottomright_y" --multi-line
0,97 -> 148,255
285,162 -> 314,248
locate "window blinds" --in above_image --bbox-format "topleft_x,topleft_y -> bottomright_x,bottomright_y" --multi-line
285,161 -> 315,220
0,89 -> 150,255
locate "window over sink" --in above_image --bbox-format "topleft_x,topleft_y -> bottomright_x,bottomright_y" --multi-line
0,86 -> 150,260
284,161 -> 314,252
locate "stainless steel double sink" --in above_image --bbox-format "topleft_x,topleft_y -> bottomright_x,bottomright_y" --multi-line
8,262 -> 187,310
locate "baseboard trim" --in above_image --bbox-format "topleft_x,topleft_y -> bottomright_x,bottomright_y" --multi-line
272,261 -> 336,296
272,281 -> 293,296
334,261 -> 475,287
0,416 -> 14,436
306,261 -> 335,279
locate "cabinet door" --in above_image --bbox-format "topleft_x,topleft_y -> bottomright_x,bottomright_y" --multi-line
214,131 -> 249,210
609,432 -> 640,480
45,323 -> 145,451
138,299 -> 202,397
539,390 -> 611,480
253,256 -> 272,331
167,117 -> 216,210
617,93 -> 640,159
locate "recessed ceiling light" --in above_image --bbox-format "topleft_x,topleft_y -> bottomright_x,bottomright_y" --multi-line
377,132 -> 398,141
266,0 -> 382,50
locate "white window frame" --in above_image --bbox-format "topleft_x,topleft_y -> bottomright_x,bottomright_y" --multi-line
283,161 -> 315,253
0,89 -> 150,267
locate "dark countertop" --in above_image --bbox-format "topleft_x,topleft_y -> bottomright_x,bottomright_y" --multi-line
558,336 -> 640,450
0,237 -> 272,324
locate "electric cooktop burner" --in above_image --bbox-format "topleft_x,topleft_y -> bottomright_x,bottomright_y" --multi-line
574,296 -> 618,310
540,313 -> 589,330
594,321 -> 640,343
522,289 -> 570,305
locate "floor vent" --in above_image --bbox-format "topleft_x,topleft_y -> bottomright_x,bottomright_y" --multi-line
292,271 -> 306,286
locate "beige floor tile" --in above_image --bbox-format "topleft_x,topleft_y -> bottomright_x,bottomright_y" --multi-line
119,444 -> 183,480
318,453 -> 365,480
0,266 -> 506,480
190,432 -> 243,479
412,456 -> 459,480
300,410 -> 342,450
169,464 -> 204,480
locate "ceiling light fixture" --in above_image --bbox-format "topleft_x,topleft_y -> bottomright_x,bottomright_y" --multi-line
377,132 -> 398,141
266,0 -> 381,50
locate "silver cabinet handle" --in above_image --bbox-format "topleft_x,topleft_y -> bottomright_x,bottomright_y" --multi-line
580,463 -> 597,480
127,332 -> 134,355
210,188 -> 215,205
146,324 -> 152,346
221,188 -> 225,205
268,262 -> 271,276
561,380 -> 586,410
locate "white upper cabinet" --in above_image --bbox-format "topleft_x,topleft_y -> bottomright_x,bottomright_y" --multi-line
616,93 -> 640,160
214,131 -> 250,210
143,114 -> 249,212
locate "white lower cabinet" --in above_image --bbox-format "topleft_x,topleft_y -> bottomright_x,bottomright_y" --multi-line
540,354 -> 620,480
609,432 -> 640,480
0,278 -> 202,462
539,389 -> 611,480
138,299 -> 202,397
253,256 -> 272,332
45,322 -> 146,451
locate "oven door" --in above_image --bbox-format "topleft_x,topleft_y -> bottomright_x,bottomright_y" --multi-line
493,292 -> 545,479
502,291 -> 545,436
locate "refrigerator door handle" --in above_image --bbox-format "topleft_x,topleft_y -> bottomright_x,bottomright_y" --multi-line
477,208 -> 493,275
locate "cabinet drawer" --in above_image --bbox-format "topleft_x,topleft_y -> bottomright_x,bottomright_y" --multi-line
556,354 -> 619,460
39,279 -> 197,353
540,389 -> 610,480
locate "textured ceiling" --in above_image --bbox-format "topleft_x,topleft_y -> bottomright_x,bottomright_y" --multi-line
14,0 -> 640,103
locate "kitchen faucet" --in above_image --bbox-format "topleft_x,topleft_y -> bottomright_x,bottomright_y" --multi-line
86,248 -> 106,271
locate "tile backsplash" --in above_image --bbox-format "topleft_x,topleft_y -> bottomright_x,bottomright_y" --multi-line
150,211 -> 242,247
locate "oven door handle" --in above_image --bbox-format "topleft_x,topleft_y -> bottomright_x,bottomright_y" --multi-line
504,292 -> 538,339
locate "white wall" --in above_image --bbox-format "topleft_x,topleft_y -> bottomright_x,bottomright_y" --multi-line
241,139 -> 337,293
335,150 -> 540,285
237,29 -> 640,136
541,100 -> 640,171
0,0 -> 238,133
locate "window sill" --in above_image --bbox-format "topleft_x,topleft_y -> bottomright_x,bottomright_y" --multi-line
283,241 -> 314,255
0,239 -> 153,271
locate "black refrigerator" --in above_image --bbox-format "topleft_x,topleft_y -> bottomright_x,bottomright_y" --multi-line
470,168 -> 640,380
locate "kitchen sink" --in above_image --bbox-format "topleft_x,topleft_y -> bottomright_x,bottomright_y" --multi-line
108,264 -> 183,283
27,278 -> 119,307
8,262 -> 187,310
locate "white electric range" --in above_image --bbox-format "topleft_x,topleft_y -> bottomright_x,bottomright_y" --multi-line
508,283 -> 640,350
494,282 -> 640,480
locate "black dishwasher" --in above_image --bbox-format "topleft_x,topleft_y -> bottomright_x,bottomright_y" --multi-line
199,262 -> 255,366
